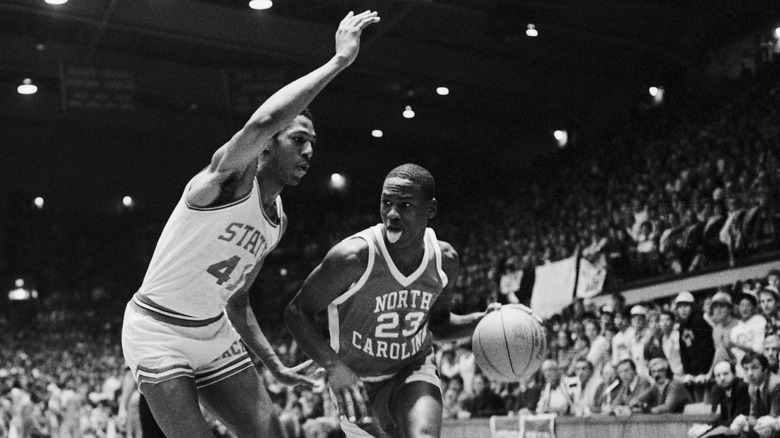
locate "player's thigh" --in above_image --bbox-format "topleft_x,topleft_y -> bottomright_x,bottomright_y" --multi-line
141,376 -> 213,438
393,381 -> 443,438
198,366 -> 283,438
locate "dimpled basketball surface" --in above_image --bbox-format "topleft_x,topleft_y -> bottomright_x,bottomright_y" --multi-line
472,304 -> 547,382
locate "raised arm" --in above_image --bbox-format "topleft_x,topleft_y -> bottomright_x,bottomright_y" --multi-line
429,241 -> 499,341
189,11 -> 380,203
284,238 -> 372,423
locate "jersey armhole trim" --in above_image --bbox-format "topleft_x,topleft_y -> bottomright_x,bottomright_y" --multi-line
184,176 -> 255,211
428,229 -> 448,288
331,234 -> 375,306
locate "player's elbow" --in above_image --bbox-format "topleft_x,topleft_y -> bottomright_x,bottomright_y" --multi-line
284,300 -> 304,332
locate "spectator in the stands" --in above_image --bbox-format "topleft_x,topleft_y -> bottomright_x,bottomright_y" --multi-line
571,359 -> 602,417
731,290 -> 767,378
675,291 -> 716,393
710,291 -> 739,366
536,359 -> 573,415
613,359 -> 653,412
768,271 -> 780,295
765,335 -> 780,375
612,308 -> 633,366
658,310 -> 685,377
730,353 -> 780,437
460,373 -> 507,418
761,288 -> 780,337
593,362 -> 621,413
584,319 -> 610,378
688,361 -> 750,438
509,374 -> 542,414
627,305 -> 651,377
639,357 -> 692,413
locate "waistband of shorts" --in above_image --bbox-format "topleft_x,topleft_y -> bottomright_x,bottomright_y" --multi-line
130,293 -> 225,327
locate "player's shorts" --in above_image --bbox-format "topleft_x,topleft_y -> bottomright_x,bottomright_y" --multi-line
337,352 -> 441,438
122,294 -> 253,393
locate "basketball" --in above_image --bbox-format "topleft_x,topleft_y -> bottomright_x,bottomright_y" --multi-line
472,304 -> 548,382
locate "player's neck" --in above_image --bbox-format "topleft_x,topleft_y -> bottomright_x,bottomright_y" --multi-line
385,240 -> 425,275
256,174 -> 284,210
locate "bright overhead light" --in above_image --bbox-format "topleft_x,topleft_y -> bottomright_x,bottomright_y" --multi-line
526,24 -> 538,37
371,130 -> 383,138
330,173 -> 346,189
123,196 -> 133,207
775,27 -> 780,39
403,105 -> 415,119
45,0 -> 68,4
18,78 -> 37,95
649,86 -> 659,97
248,0 -> 272,10
436,87 -> 449,96
554,130 -> 568,147
34,197 -> 44,209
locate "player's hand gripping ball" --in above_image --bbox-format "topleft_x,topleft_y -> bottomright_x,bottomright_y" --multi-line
472,304 -> 547,382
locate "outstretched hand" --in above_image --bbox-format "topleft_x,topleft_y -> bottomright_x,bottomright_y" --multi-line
335,10 -> 381,66
327,362 -> 372,424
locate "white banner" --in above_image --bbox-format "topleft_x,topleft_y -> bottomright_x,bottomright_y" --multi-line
530,255 -> 577,319
576,258 -> 607,299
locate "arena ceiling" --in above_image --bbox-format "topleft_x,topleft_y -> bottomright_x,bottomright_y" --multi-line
1,0 -> 779,154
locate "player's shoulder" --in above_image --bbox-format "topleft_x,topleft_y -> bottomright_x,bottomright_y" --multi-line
323,233 -> 371,269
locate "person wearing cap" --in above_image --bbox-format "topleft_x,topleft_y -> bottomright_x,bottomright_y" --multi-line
656,310 -> 685,377
710,291 -> 739,368
730,290 -> 768,379
761,288 -> 780,337
628,305 -> 651,378
674,291 -> 716,395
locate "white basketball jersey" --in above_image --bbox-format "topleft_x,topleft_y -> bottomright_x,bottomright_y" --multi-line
137,177 -> 285,320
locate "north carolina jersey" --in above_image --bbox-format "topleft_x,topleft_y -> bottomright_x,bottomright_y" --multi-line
327,224 -> 447,379
137,177 -> 285,320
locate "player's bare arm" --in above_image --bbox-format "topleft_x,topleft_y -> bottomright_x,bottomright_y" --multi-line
226,284 -> 316,387
187,10 -> 381,207
285,238 -> 373,423
429,240 -> 500,341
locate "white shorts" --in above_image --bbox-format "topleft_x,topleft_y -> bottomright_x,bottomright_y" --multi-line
121,299 -> 253,392
338,353 -> 441,438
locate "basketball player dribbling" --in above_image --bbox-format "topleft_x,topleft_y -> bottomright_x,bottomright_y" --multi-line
121,11 -> 380,438
286,164 -> 500,438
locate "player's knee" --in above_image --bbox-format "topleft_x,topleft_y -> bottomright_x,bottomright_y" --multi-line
409,423 -> 439,438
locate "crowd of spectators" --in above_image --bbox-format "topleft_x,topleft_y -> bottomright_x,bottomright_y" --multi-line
1,26 -> 780,438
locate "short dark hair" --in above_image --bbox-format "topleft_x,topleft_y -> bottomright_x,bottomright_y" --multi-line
617,358 -> 636,372
575,358 -> 594,372
741,352 -> 770,369
299,108 -> 314,124
659,310 -> 676,321
385,164 -> 435,200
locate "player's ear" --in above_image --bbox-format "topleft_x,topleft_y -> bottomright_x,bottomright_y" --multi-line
427,198 -> 438,219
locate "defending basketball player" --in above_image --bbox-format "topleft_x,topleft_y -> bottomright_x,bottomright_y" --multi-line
285,164 -> 500,438
121,11 -> 380,438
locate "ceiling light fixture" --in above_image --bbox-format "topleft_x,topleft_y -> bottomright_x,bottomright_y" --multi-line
18,78 -> 38,95
403,105 -> 415,119
248,0 -> 273,10
45,0 -> 68,4
436,87 -> 449,96
526,24 -> 538,37
371,130 -> 383,138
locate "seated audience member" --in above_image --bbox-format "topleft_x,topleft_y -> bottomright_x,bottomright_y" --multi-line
628,305 -> 651,378
706,362 -> 751,430
638,357 -> 692,413
571,359 -> 602,416
612,359 -> 653,412
593,362 -> 621,413
509,374 -> 542,414
536,359 -> 573,415
764,335 -> 780,375
584,319 -> 610,377
460,373 -> 507,418
730,353 -> 780,437
441,387 -> 463,420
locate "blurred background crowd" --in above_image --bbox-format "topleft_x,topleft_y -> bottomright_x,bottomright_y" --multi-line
2,26 -> 780,438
